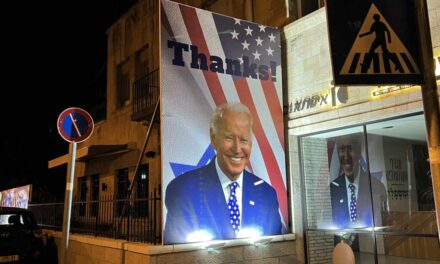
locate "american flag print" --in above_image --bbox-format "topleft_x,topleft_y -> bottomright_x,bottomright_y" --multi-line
161,0 -> 288,234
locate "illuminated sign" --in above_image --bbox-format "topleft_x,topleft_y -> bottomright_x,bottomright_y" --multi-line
371,85 -> 416,97
288,86 -> 348,113
161,0 -> 287,245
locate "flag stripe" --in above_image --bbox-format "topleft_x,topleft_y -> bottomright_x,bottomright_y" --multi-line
234,78 -> 288,224
247,78 -> 286,186
163,2 -> 218,113
180,5 -> 227,105
260,76 -> 285,150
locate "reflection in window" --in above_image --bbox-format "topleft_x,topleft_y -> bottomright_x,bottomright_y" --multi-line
328,133 -> 387,229
301,126 -> 372,231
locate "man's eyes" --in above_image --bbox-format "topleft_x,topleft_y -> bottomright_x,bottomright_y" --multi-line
223,136 -> 249,143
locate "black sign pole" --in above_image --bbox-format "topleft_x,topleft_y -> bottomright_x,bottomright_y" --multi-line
416,0 -> 440,242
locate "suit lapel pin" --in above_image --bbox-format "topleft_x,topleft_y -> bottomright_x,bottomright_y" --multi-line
254,180 -> 263,186
249,200 -> 255,206
340,199 -> 344,203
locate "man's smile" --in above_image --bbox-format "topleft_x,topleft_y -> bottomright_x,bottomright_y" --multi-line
227,155 -> 245,163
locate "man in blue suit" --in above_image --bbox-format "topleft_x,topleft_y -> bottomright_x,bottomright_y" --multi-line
330,136 -> 388,229
164,102 -> 284,244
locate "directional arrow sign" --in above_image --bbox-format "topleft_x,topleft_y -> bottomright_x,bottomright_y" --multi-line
57,107 -> 94,143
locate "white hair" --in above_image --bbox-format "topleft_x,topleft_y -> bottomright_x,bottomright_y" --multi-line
210,102 -> 253,137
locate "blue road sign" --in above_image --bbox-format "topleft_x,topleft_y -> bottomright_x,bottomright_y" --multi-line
57,107 -> 94,143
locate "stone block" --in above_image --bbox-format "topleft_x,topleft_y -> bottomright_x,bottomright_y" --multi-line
279,255 -> 302,264
104,247 -> 122,264
91,245 -> 106,260
125,251 -> 153,264
250,257 -> 279,264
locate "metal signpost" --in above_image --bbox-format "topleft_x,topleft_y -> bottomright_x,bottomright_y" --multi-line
57,107 -> 94,264
415,0 -> 440,242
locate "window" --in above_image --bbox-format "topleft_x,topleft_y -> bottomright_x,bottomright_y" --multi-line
300,114 -> 438,263
137,164 -> 148,198
117,168 -> 129,199
135,164 -> 149,217
90,174 -> 99,217
116,168 -> 129,216
78,177 -> 87,217
135,45 -> 149,80
116,60 -> 130,108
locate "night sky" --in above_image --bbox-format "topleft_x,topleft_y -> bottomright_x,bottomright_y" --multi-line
0,1 -> 136,200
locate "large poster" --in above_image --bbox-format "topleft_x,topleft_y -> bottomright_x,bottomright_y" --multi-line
161,0 -> 287,244
0,185 -> 31,209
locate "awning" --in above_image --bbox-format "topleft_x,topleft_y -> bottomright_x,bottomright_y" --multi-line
76,144 -> 131,162
48,144 -> 131,168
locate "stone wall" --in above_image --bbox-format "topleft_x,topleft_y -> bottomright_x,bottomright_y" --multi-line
47,231 -> 301,264
300,137 -> 333,264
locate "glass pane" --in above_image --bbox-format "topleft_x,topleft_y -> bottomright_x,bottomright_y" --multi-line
301,126 -> 377,230
366,115 -> 436,235
377,234 -> 440,263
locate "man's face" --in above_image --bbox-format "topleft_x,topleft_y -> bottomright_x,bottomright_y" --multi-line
211,110 -> 252,181
337,138 -> 360,180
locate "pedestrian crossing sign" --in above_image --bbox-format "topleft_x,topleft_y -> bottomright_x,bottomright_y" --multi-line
326,0 -> 423,85
341,4 -> 420,75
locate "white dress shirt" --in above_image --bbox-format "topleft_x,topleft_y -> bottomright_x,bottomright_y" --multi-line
215,159 -> 243,229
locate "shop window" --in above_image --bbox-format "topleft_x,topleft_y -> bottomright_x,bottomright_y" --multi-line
301,126 -> 372,231
365,115 -> 437,262
366,115 -> 435,232
300,114 -> 439,263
